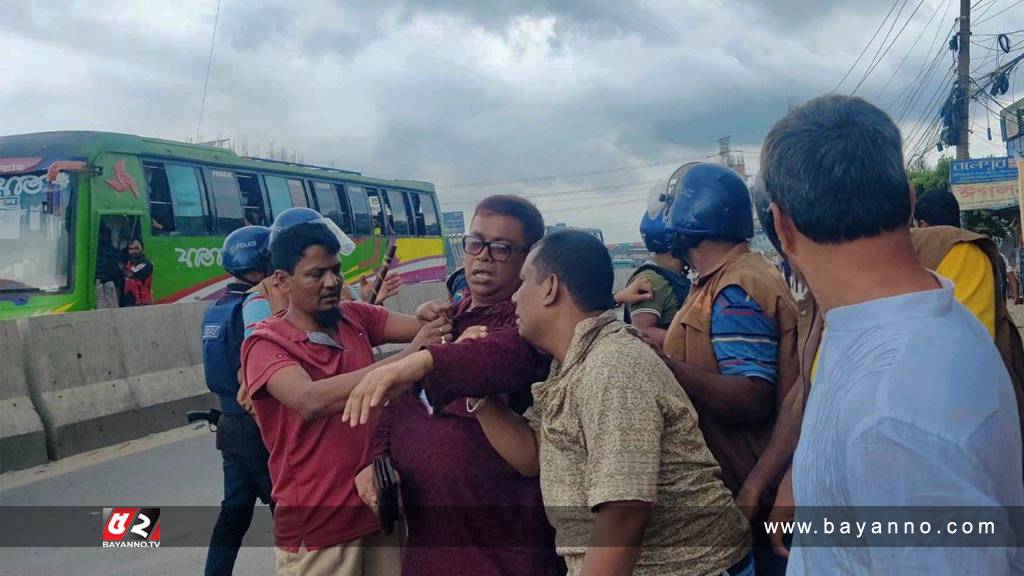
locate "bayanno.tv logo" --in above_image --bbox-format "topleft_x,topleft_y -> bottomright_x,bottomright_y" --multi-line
101,508 -> 161,548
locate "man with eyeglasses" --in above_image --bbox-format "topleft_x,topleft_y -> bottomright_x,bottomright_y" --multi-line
351,195 -> 565,576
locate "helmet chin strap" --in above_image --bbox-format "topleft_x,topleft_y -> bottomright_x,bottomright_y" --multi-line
670,234 -> 697,264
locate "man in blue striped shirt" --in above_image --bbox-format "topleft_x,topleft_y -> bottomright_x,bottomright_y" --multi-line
711,285 -> 779,384
657,162 -> 799,576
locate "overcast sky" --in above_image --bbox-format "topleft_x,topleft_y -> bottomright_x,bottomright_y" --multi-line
3,0 -> 1022,242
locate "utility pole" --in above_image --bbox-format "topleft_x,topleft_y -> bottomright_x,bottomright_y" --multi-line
956,0 -> 971,160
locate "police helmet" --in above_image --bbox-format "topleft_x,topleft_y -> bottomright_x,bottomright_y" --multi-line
221,226 -> 271,275
268,207 -> 356,256
663,162 -> 753,244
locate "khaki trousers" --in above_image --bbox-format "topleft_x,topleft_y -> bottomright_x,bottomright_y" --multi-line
275,531 -> 402,576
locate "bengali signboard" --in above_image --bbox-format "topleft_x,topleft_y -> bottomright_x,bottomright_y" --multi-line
950,156 -> 1019,210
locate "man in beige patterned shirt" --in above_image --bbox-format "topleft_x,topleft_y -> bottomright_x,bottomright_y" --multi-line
473,230 -> 752,576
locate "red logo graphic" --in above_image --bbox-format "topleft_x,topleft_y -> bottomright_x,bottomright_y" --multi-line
105,160 -> 139,197
0,157 -> 43,175
102,507 -> 161,548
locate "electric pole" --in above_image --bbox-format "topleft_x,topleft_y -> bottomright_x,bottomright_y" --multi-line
956,0 -> 971,160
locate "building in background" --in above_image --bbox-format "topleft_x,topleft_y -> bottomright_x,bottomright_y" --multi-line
606,242 -> 651,268
718,136 -> 747,180
1003,98 -> 1023,158
442,211 -> 466,236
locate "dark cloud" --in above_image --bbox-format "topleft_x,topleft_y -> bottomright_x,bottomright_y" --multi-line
1,0 -> 1017,242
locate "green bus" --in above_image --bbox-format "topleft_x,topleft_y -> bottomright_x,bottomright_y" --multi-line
0,131 -> 449,319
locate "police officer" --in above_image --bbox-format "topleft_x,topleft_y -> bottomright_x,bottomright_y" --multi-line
657,162 -> 799,576
202,225 -> 275,576
622,171 -> 692,346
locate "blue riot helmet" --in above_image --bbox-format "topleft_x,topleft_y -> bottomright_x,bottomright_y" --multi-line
268,207 -> 357,256
640,163 -> 700,254
221,225 -> 271,279
663,162 -> 753,253
751,174 -> 784,257
640,177 -> 676,254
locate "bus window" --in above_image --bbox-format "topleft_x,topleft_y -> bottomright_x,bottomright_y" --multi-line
287,179 -> 308,207
236,172 -> 268,226
413,192 -> 441,236
365,188 -> 388,235
333,183 -> 354,234
207,169 -> 245,233
384,190 -> 411,235
348,185 -> 373,235
143,162 -> 208,235
263,175 -> 292,217
312,181 -> 352,234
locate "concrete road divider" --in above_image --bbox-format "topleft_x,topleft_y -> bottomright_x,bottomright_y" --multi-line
15,302 -> 214,461
0,280 -> 449,473
0,320 -> 48,473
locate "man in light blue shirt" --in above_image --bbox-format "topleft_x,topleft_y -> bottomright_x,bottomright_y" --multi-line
758,94 -> 1024,574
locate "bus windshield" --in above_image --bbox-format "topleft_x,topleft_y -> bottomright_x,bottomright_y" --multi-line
0,168 -> 76,293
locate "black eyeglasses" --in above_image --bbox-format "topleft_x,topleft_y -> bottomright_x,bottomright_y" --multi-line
462,236 -> 524,262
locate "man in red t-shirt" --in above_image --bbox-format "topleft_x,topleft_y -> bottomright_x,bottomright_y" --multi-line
242,221 -> 449,576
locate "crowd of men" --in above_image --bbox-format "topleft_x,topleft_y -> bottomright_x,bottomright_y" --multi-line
198,95 -> 1024,576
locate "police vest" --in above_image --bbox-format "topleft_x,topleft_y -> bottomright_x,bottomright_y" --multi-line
623,262 -> 691,325
202,288 -> 248,415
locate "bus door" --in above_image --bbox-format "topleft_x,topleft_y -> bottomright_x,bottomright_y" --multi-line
95,213 -> 142,307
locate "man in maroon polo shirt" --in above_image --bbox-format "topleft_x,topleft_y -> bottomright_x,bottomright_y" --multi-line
241,221 -> 449,576
350,195 -> 564,576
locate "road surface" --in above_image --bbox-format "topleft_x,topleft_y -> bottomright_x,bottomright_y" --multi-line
0,425 -> 276,576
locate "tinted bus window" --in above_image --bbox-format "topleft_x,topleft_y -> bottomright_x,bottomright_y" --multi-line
287,179 -> 308,207
208,169 -> 245,232
236,172 -> 268,226
384,190 -> 411,235
413,192 -> 441,236
365,188 -> 388,235
347,185 -> 373,235
144,161 -> 208,235
263,175 -> 292,217
312,181 -> 352,233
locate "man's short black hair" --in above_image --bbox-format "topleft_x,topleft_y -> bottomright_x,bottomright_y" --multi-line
761,95 -> 910,243
531,230 -> 615,312
474,195 -> 545,248
914,190 -> 961,227
271,222 -> 341,274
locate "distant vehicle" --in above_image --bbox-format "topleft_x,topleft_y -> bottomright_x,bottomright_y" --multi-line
611,258 -> 635,270
0,131 -> 448,319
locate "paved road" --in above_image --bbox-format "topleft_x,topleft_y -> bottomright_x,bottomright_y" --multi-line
0,425 -> 275,576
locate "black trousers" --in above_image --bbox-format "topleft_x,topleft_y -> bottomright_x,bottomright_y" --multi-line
204,413 -> 273,576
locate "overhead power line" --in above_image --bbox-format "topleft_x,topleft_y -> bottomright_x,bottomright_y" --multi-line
833,0 -> 904,92
976,0 -> 1024,25
436,152 -> 720,190
196,0 -> 222,142
875,0 -> 952,100
853,0 -> 929,95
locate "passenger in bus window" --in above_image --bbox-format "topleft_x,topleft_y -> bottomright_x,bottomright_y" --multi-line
95,226 -> 122,309
123,239 -> 154,306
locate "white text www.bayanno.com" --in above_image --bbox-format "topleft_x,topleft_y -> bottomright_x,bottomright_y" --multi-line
764,518 -> 996,539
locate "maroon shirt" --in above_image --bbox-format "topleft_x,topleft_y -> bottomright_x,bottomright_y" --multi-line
370,298 -> 564,576
243,302 -> 389,551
